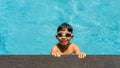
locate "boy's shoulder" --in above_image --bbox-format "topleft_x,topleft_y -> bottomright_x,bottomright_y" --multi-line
52,44 -> 58,48
71,43 -> 78,46
51,45 -> 59,51
70,43 -> 79,49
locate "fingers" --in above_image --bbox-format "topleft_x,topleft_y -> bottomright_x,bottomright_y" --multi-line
51,52 -> 86,58
51,52 -> 61,57
78,52 -> 86,59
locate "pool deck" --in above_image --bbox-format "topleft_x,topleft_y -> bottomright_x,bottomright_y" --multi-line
0,55 -> 120,68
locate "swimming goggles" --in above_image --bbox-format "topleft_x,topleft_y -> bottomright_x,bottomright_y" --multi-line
56,32 -> 73,37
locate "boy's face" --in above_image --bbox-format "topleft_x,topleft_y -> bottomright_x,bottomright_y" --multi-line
56,29 -> 73,45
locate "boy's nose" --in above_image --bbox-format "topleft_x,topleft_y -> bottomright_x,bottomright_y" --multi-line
61,36 -> 67,39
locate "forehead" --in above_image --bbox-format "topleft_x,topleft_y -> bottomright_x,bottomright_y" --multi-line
58,29 -> 71,33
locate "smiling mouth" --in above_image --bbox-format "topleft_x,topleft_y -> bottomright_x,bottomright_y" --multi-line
60,40 -> 68,44
60,40 -> 67,42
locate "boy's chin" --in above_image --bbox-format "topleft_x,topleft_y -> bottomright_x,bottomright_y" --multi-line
60,42 -> 68,45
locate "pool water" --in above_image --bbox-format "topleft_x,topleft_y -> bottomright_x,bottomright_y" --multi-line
0,0 -> 120,55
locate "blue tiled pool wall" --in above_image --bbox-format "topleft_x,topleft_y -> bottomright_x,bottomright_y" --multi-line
0,0 -> 120,54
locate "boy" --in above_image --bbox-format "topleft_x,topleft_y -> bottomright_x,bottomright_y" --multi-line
51,23 -> 86,58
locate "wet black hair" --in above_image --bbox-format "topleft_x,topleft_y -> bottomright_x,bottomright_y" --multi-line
57,23 -> 73,33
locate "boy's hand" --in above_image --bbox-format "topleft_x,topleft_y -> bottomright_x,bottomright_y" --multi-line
51,52 -> 61,57
78,52 -> 86,59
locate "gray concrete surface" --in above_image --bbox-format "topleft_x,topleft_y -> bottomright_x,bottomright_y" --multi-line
0,55 -> 120,68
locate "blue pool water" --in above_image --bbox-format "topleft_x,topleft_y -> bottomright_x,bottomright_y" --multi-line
0,0 -> 120,55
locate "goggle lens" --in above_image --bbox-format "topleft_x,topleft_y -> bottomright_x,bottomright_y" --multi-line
57,33 -> 72,37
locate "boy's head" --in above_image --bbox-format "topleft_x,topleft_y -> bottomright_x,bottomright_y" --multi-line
57,23 -> 73,33
56,23 -> 73,45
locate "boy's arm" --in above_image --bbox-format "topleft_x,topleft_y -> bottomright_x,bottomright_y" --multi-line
73,44 -> 81,54
51,45 -> 61,57
73,44 -> 86,58
50,46 -> 56,55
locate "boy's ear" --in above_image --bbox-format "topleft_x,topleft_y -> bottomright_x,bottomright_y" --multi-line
56,35 -> 58,39
71,35 -> 74,38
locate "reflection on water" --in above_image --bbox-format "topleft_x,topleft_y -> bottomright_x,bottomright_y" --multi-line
0,0 -> 120,54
